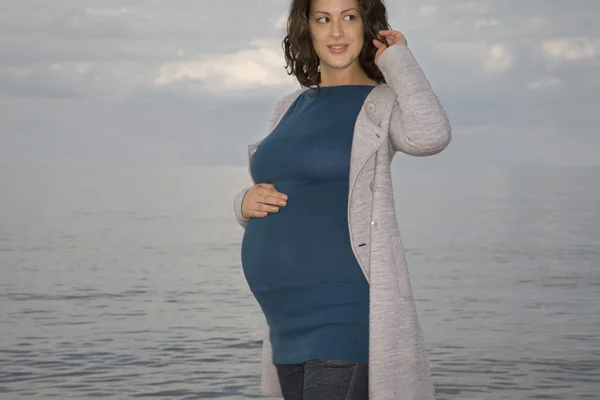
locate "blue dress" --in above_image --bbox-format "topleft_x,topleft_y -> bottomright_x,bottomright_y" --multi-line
241,85 -> 375,365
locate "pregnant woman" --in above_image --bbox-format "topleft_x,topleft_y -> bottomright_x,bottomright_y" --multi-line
233,0 -> 451,399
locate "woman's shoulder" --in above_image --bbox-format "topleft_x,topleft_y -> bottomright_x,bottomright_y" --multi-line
275,87 -> 308,107
268,87 -> 308,124
359,83 -> 397,125
371,83 -> 396,105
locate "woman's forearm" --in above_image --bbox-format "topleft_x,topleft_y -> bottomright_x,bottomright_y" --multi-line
377,44 -> 452,156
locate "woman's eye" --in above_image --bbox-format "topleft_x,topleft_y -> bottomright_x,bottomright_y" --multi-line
316,15 -> 355,23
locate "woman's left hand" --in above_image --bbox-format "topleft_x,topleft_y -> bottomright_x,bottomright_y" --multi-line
373,30 -> 408,64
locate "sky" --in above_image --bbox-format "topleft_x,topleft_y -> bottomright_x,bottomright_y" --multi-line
1,0 -> 599,167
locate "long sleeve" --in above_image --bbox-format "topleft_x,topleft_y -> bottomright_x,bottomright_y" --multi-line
234,186 -> 251,228
376,44 -> 452,156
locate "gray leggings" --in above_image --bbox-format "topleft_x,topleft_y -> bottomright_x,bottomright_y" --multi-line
275,359 -> 368,400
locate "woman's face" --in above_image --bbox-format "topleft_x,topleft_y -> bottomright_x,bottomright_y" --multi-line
308,0 -> 365,72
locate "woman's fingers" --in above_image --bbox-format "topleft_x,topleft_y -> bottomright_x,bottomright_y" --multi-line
247,202 -> 280,218
258,188 -> 287,205
373,38 -> 387,64
258,183 -> 288,200
378,29 -> 407,46
373,38 -> 388,51
373,29 -> 408,64
380,32 -> 396,45
245,209 -> 269,218
260,195 -> 287,207
260,204 -> 280,213
242,183 -> 288,219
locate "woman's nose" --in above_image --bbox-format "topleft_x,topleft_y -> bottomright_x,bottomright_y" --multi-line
329,22 -> 343,39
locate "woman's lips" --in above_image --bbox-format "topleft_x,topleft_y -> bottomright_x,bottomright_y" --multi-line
328,45 -> 348,54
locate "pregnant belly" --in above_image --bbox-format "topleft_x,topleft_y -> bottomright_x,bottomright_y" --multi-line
240,190 -> 358,291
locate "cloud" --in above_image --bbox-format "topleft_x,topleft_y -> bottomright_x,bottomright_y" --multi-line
453,1 -> 490,15
1,0 -> 600,167
484,43 -> 513,71
528,16 -> 551,31
83,7 -> 137,17
154,41 -> 297,94
0,61 -> 152,99
475,19 -> 502,28
527,77 -> 562,90
542,37 -> 600,62
418,5 -> 439,18
435,40 -> 513,73
274,13 -> 288,30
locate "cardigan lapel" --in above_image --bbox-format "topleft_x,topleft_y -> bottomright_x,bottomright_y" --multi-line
348,84 -> 388,196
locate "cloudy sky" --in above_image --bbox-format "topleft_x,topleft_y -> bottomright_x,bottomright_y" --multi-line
1,0 -> 599,167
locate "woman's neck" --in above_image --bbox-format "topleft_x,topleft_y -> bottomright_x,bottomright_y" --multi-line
319,63 -> 378,87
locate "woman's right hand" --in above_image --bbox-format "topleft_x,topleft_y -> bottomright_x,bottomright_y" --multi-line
241,183 -> 288,219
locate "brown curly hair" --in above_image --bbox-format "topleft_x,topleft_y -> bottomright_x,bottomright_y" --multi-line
282,0 -> 391,91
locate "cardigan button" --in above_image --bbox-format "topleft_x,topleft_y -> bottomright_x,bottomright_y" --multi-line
371,220 -> 377,227
369,181 -> 375,192
366,103 -> 375,112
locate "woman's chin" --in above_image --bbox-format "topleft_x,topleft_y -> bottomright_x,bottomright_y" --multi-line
321,58 -> 356,71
